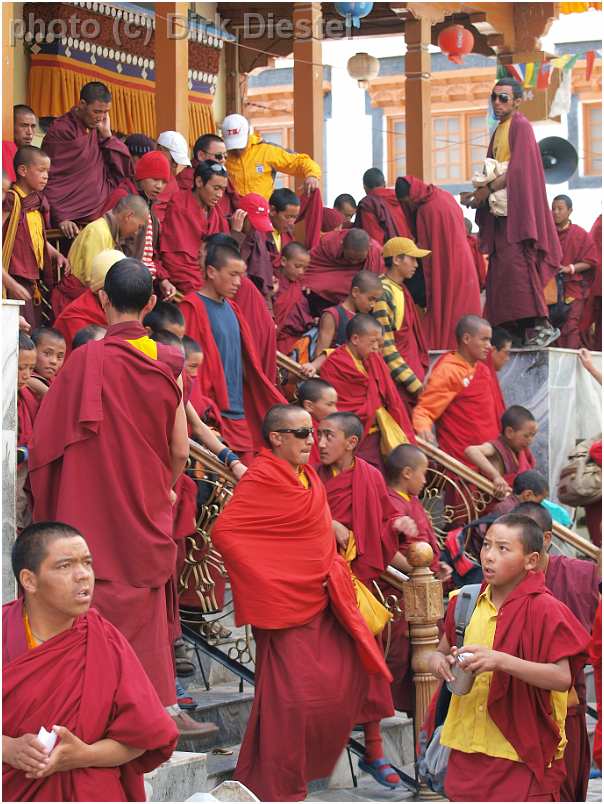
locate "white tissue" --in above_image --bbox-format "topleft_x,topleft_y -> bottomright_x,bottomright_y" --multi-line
37,726 -> 57,754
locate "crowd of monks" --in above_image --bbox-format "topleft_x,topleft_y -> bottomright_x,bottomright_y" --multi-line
3,76 -> 602,803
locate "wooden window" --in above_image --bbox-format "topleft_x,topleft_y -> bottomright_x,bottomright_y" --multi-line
387,117 -> 406,185
387,112 -> 489,184
584,102 -> 602,176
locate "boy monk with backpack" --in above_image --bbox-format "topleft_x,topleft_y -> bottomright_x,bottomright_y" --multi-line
428,513 -> 590,801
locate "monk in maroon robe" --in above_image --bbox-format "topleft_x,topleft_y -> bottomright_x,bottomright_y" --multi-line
469,80 -> 562,347
304,228 -> 384,304
356,168 -> 413,245
580,214 -> 602,350
29,259 -> 188,709
321,315 -> 415,471
316,412 -> 405,788
517,502 -> 600,802
53,289 -> 106,357
465,218 -> 488,290
3,522 -> 177,802
212,405 -> 391,801
274,242 -> 314,355
396,176 -> 481,350
160,161 -> 230,293
2,104 -> 38,182
42,82 -> 132,235
551,194 -> 599,349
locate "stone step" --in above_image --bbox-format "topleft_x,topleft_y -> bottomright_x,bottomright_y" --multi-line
177,683 -> 255,752
144,750 -> 207,802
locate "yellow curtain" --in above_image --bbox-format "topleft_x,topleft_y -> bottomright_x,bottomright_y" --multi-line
29,54 -> 216,144
559,2 -> 601,11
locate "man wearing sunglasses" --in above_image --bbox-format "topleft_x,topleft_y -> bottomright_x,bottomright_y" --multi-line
462,78 -> 562,349
212,404 -> 391,802
175,134 -> 239,217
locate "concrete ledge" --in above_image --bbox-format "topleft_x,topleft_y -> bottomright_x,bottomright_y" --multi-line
145,751 -> 207,802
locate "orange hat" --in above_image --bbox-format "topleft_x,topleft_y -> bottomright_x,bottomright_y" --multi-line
135,151 -> 171,183
237,193 -> 273,233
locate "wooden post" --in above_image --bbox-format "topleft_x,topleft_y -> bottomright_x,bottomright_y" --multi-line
292,3 -> 323,172
402,540 -> 443,743
224,38 -> 242,115
404,16 -> 432,181
155,1 -> 189,138
3,3 -> 14,141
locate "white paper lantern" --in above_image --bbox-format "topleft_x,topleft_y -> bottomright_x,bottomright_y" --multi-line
346,51 -> 379,88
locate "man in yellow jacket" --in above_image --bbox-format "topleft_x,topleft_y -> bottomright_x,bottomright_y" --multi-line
222,114 -> 321,199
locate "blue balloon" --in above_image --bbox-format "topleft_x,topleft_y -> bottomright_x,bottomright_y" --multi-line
335,2 -> 374,29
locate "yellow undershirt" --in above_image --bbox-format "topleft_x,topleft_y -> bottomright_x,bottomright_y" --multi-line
14,186 -> 44,269
492,117 -> 512,163
23,612 -> 41,650
126,335 -> 158,360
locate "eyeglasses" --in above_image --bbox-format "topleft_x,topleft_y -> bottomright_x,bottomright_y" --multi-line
274,427 -> 314,439
204,151 -> 226,161
491,91 -> 512,104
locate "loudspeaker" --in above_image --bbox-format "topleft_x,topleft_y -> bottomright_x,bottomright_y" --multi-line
539,136 -> 578,184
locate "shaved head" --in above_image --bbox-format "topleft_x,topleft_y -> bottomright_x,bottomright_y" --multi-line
455,314 -> 490,343
343,229 -> 370,252
385,444 -> 427,483
351,270 -> 382,293
346,313 -> 382,340
262,404 -> 302,445
113,193 -> 149,219
323,412 -> 363,441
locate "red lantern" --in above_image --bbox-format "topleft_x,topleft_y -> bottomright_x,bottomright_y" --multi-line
437,25 -> 474,64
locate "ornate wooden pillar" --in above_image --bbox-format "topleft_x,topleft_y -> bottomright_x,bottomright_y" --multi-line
404,15 -> 432,181
155,1 -> 189,138
293,3 -> 323,173
3,3 -> 14,141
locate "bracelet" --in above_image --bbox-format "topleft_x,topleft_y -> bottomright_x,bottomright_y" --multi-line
217,447 -> 239,467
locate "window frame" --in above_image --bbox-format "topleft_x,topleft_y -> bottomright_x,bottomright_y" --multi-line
583,101 -> 602,177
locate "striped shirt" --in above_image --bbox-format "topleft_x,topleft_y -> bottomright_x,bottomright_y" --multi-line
372,276 -> 422,395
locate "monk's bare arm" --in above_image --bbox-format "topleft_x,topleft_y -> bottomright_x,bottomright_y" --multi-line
487,173 -> 507,192
461,646 -> 571,692
427,634 -> 455,683
82,738 -> 144,767
186,401 -> 246,478
170,392 -> 189,486
464,443 -> 511,498
314,312 -> 337,357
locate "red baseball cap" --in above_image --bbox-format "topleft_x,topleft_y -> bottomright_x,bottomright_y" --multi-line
237,193 -> 274,233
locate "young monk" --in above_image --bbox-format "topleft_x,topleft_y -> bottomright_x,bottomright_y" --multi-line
304,227 -> 384,305
515,501 -> 600,802
321,314 -> 415,471
3,522 -> 178,801
160,160 -> 230,293
317,411 -> 404,789
143,300 -> 186,339
180,240 -> 285,465
16,333 -> 39,531
182,336 -> 222,429
379,444 -> 450,712
236,192 -> 276,300
413,315 -> 500,464
42,81 -> 133,235
304,270 -> 383,373
296,377 -> 338,463
485,326 -> 513,421
53,249 -> 126,357
2,146 -> 69,326
72,324 -> 106,350
212,404 -> 391,801
274,241 -> 314,356
29,258 -> 191,730
355,167 -> 412,244
551,194 -> 599,349
465,405 -> 537,498
29,327 -> 66,394
373,237 -> 431,404
428,513 -> 590,802
491,469 -> 549,516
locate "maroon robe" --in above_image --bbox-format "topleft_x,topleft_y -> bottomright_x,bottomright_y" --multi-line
484,351 -> 506,422
232,276 -> 277,382
2,189 -> 55,327
17,387 -> 39,447
2,139 -> 16,182
545,554 -> 600,803
152,175 -> 180,225
556,222 -> 599,349
317,458 -> 398,725
467,232 -> 487,290
274,273 -> 314,354
53,289 -> 106,357
444,572 -> 590,801
355,187 -> 413,245
404,177 -> 481,350
29,322 -> 183,705
3,599 -> 178,802
239,229 -> 274,296
160,189 -> 229,293
304,229 -> 384,303
580,215 -> 602,350
42,109 -> 133,227
378,490 -> 440,712
51,274 -> 87,318
478,113 -> 562,327
323,304 -> 354,347
489,435 -> 536,487
394,282 -> 430,383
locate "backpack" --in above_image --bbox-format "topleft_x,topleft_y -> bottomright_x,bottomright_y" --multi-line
441,514 -> 500,587
557,435 -> 602,507
417,584 -> 482,795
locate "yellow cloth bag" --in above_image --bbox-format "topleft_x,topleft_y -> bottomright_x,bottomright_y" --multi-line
375,407 -> 409,456
343,534 -> 391,636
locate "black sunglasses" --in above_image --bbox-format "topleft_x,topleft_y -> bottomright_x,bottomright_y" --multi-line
204,151 -> 226,161
207,163 -> 227,176
491,91 -> 512,104
274,427 -> 314,439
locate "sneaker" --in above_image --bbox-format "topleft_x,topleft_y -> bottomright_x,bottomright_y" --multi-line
522,322 -> 560,349
176,680 -> 198,711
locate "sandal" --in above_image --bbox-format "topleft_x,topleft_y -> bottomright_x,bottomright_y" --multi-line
358,757 -> 402,789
